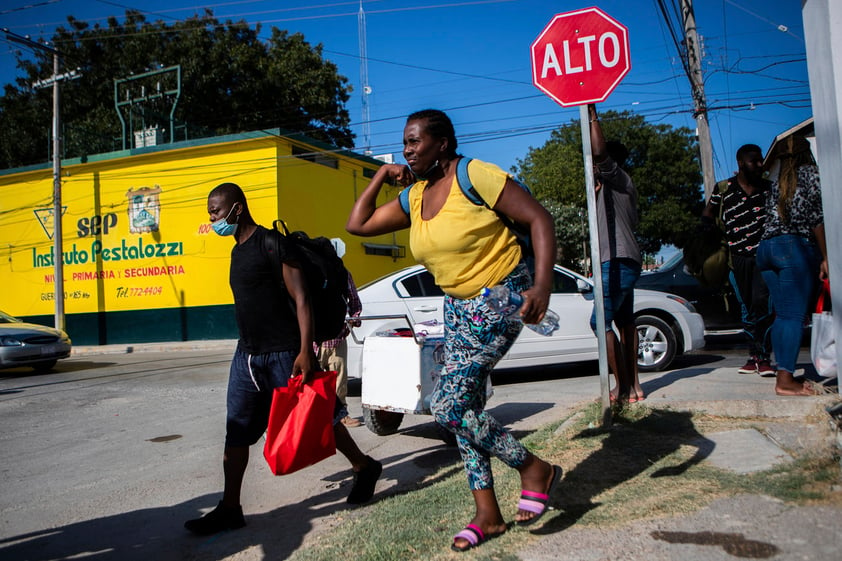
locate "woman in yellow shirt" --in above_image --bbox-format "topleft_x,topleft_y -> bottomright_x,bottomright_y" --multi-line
347,109 -> 560,552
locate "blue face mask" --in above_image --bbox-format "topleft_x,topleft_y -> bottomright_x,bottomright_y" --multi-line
212,204 -> 239,237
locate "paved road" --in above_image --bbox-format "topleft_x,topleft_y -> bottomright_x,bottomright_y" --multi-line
0,347 -> 837,561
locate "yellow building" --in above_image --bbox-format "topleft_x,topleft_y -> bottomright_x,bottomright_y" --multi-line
0,129 -> 412,345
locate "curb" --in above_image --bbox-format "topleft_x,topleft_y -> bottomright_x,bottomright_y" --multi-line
653,397 -> 839,420
70,339 -> 237,357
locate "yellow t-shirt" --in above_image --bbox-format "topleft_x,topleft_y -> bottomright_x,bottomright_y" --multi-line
408,159 -> 521,299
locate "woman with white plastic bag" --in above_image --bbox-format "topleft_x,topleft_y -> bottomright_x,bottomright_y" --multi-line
810,279 -> 836,379
756,136 -> 829,396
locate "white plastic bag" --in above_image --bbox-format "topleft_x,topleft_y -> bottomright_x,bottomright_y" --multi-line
811,311 -> 837,379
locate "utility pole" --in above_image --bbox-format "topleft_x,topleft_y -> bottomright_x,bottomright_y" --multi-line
680,0 -> 716,199
3,29 -> 79,331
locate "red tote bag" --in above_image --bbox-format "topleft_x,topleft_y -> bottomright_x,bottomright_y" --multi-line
263,371 -> 337,476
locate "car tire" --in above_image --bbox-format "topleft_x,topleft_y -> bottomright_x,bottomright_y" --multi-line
636,315 -> 677,372
362,405 -> 404,436
31,359 -> 57,373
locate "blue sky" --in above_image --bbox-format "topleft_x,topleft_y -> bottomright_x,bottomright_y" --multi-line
1,0 -> 811,179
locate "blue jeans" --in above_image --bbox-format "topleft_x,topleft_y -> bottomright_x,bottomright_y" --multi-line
590,258 -> 642,331
756,235 -> 820,374
728,253 -> 772,360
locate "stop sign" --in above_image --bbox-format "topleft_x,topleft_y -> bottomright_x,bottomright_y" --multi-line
531,7 -> 630,107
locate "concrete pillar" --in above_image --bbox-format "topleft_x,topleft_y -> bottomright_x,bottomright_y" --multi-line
803,0 -> 842,392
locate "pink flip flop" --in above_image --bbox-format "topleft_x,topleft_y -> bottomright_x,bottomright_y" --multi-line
516,465 -> 563,526
452,523 -> 502,552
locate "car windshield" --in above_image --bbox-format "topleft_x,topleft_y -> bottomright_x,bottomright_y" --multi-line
0,310 -> 22,324
654,251 -> 682,271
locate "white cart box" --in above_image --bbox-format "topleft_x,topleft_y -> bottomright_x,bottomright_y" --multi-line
361,335 -> 445,414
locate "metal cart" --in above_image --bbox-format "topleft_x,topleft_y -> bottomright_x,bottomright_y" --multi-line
349,315 -> 444,436
349,315 -> 491,440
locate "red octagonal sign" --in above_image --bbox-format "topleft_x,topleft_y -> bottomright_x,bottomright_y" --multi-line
531,7 -> 630,107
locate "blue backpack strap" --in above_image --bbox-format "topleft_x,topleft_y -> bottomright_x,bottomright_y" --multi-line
455,157 -> 535,264
398,185 -> 413,216
456,157 -> 531,207
456,157 -> 486,207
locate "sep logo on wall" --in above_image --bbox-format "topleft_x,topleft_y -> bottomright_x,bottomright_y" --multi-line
31,185 -> 184,269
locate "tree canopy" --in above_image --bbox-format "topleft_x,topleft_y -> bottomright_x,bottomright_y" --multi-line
0,10 -> 354,169
513,111 -> 704,270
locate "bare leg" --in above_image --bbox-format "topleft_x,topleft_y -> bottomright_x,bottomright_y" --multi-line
334,421 -> 368,471
222,446 -> 249,508
605,330 -> 630,400
620,322 -> 643,400
775,370 -> 818,396
452,489 -> 507,550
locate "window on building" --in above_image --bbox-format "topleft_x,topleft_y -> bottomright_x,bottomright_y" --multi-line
362,243 -> 406,259
291,145 -> 338,169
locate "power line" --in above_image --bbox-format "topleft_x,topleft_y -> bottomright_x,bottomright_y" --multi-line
0,0 -> 60,16
723,0 -> 802,42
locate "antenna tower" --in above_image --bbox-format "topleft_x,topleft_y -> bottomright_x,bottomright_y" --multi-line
358,1 -> 372,154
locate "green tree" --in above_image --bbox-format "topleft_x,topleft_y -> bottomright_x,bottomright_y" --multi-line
514,110 -> 704,271
0,10 -> 353,168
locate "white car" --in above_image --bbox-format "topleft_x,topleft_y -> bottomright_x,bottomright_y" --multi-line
348,264 -> 705,379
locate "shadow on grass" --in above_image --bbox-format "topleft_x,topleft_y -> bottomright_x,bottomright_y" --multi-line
532,408 -> 715,536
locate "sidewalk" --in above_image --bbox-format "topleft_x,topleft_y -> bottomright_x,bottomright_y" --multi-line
71,339 -> 238,356
519,351 -> 842,561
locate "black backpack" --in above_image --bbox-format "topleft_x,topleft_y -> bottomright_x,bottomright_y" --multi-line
683,180 -> 731,288
263,220 -> 351,344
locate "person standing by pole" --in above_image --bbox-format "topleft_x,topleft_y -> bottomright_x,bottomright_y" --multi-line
587,104 -> 644,403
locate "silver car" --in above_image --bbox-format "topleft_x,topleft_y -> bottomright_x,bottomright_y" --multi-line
347,264 -> 706,379
0,311 -> 72,373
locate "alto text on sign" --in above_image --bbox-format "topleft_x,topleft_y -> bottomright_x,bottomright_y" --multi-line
531,7 -> 631,107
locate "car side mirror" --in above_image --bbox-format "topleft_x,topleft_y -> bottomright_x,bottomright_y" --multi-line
576,279 -> 592,293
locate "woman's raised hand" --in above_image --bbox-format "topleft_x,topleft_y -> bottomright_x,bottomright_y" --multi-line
383,163 -> 414,187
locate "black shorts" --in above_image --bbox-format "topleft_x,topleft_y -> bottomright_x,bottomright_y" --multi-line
225,348 -> 346,447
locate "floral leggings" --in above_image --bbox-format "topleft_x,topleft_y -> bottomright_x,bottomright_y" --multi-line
430,263 -> 532,490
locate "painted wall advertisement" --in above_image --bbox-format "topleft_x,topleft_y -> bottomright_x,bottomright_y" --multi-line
1,160 -> 243,320
32,187 -> 184,301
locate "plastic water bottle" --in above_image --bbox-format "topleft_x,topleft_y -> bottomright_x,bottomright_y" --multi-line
481,285 -> 559,336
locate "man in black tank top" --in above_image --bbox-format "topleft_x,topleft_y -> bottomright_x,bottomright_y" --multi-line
184,183 -> 382,536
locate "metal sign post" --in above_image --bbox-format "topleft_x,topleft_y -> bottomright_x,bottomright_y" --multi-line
580,106 -> 611,423
531,7 -> 632,425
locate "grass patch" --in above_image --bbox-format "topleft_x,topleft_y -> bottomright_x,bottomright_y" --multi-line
289,402 -> 840,561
